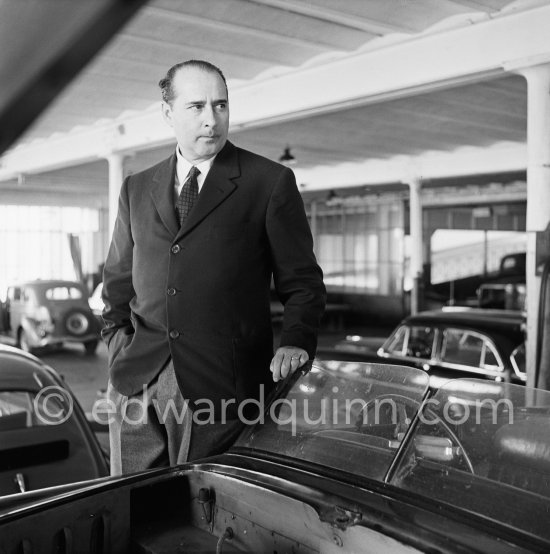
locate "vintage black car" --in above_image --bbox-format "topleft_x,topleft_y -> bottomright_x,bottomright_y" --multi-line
0,280 -> 101,355
0,345 -> 108,495
320,308 -> 526,387
1,360 -> 549,553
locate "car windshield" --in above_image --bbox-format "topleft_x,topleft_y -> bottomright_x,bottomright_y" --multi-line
234,361 -> 550,540
391,378 -> 550,540
235,361 -> 430,480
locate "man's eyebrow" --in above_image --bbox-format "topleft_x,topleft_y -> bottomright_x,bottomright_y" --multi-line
184,98 -> 228,106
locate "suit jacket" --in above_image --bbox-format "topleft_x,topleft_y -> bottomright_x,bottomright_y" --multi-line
102,141 -> 326,418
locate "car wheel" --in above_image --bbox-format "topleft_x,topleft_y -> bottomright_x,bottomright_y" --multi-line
84,340 -> 98,356
62,309 -> 91,337
18,328 -> 35,355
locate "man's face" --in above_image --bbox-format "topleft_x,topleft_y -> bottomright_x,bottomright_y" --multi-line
161,67 -> 229,163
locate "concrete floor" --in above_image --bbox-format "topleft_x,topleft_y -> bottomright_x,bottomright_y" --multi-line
38,341 -> 109,416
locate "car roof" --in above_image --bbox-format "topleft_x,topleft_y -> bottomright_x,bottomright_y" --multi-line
402,308 -> 525,334
0,345 -> 59,390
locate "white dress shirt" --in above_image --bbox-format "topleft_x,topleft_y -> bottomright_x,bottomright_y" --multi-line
174,146 -> 216,202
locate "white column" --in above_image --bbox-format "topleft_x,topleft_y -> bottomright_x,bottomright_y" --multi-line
107,154 -> 126,239
519,64 -> 550,387
407,178 -> 423,315
377,203 -> 391,295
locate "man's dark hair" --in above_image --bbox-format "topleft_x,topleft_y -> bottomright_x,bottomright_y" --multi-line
159,60 -> 228,105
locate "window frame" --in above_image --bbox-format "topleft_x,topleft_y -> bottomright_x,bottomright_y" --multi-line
380,324 -> 438,363
438,327 -> 505,377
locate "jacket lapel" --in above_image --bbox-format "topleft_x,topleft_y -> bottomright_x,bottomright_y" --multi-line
150,154 -> 179,237
176,141 -> 240,239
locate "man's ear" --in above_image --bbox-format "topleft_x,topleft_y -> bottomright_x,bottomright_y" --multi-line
161,101 -> 173,127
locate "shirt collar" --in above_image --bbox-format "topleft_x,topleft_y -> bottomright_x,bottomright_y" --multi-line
176,146 -> 216,185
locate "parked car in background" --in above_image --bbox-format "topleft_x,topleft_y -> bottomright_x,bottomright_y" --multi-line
0,280 -> 101,355
428,251 -> 526,309
318,308 -> 526,387
0,345 -> 108,495
476,282 -> 526,310
1,361 -> 550,552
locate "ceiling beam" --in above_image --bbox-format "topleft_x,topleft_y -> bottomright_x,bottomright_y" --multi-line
294,143 -> 527,190
450,0 -> 503,10
141,5 -> 334,52
247,0 -> 412,34
114,33 -> 280,66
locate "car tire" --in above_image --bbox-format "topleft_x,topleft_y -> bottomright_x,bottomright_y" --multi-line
62,309 -> 92,337
18,328 -> 36,355
84,340 -> 98,356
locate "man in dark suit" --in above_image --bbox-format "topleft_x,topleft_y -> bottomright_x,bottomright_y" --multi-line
102,60 -> 326,474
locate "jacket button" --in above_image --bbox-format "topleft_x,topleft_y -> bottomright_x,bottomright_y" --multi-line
169,330 -> 180,339
167,287 -> 176,296
171,245 -> 181,254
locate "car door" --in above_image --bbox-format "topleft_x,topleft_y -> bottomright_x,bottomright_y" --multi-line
0,364 -> 108,496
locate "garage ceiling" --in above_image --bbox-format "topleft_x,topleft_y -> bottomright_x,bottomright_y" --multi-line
233,75 -> 527,168
0,0 -> 547,198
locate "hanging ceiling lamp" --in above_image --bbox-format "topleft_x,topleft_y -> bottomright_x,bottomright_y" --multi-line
278,146 -> 296,165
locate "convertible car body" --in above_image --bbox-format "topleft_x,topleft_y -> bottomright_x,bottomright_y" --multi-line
0,360 -> 549,553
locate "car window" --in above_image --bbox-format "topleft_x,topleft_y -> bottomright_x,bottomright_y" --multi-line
8,287 -> 21,302
385,325 -> 435,359
384,325 -> 408,355
384,325 -> 409,356
0,390 -> 70,429
440,328 -> 502,370
45,286 -> 83,300
407,326 -> 436,358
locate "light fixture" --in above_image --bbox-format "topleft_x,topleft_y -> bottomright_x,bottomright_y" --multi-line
278,146 -> 296,165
